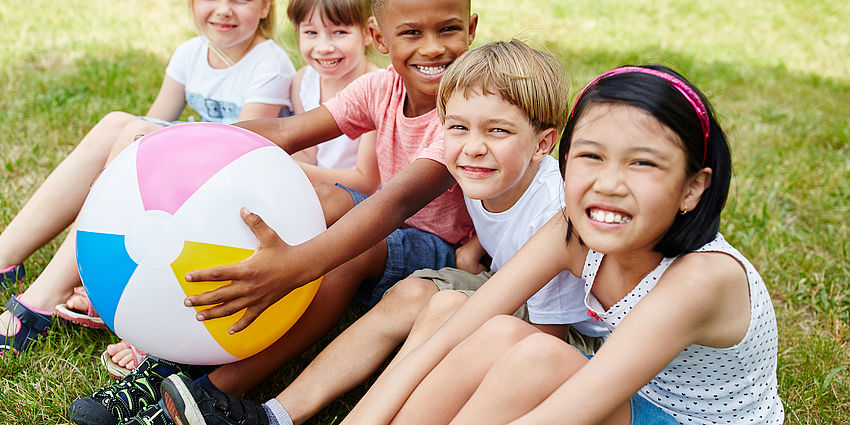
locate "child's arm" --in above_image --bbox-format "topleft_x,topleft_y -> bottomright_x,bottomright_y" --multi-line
287,68 -> 319,164
507,252 -> 751,424
184,157 -> 455,333
144,75 -> 187,121
238,102 -> 289,121
343,213 -> 575,424
454,233 -> 487,274
233,106 -> 345,155
296,130 -> 381,194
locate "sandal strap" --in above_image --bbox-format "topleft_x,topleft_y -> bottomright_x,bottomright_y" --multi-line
5,295 -> 52,334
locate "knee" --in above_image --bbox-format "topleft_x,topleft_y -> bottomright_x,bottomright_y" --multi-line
477,315 -> 533,344
110,119 -> 160,157
512,332 -> 584,370
421,290 -> 468,320
312,181 -> 353,225
378,277 -> 438,320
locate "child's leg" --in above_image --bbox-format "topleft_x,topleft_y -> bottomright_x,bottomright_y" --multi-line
0,228 -> 81,335
274,277 -> 439,424
0,111 -> 138,268
205,237 -> 389,395
450,333 -> 629,425
386,289 -> 469,370
388,315 -> 540,424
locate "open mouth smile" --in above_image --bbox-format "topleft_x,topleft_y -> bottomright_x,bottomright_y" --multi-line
587,208 -> 632,224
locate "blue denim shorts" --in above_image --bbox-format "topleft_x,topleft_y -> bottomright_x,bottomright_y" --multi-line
573,349 -> 677,424
337,184 -> 458,307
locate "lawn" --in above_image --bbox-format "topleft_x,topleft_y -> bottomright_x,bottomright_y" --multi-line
1,0 -> 848,423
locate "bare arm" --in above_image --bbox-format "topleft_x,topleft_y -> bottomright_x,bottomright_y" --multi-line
237,102 -> 286,121
343,213 -> 577,424
233,105 -> 344,155
297,130 -> 381,194
144,75 -> 186,121
508,252 -> 750,425
287,67 -> 320,164
184,157 -> 455,332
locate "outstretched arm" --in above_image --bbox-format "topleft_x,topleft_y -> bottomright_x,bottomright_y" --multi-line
233,106 -> 344,155
184,158 -> 455,333
342,213 -> 575,424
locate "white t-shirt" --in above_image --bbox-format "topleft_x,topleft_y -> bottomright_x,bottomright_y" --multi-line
299,66 -> 360,169
165,37 -> 296,123
465,156 -> 607,336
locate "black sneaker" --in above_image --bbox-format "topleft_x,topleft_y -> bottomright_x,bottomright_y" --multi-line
69,356 -> 206,425
119,402 -> 174,425
161,374 -> 269,425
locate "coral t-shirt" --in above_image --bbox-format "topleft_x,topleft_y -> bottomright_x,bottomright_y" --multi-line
324,66 -> 473,245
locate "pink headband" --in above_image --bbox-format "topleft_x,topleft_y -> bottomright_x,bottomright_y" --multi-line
573,66 -> 710,165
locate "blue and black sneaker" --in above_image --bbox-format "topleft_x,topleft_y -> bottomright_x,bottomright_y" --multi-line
69,355 -> 206,425
161,374 -> 269,425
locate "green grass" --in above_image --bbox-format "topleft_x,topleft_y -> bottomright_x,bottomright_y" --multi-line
1,0 -> 848,423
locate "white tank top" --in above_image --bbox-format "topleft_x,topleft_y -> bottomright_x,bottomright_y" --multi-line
583,234 -> 784,424
300,67 -> 359,169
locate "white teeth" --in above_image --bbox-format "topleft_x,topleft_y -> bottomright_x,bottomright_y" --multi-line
317,59 -> 341,67
415,65 -> 446,75
589,209 -> 631,224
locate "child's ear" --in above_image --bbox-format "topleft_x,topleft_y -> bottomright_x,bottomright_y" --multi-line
531,127 -> 559,162
466,13 -> 479,46
362,16 -> 377,46
370,21 -> 389,55
681,167 -> 713,212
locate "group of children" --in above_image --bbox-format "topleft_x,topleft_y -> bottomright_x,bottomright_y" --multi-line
0,0 -> 783,424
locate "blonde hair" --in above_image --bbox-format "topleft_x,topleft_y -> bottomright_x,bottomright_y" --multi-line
437,40 -> 570,134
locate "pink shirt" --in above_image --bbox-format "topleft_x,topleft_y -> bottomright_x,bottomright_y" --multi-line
324,66 -> 473,245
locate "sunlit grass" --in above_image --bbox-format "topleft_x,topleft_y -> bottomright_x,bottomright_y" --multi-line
1,0 -> 847,423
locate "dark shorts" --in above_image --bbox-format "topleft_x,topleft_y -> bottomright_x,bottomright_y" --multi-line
337,184 -> 458,307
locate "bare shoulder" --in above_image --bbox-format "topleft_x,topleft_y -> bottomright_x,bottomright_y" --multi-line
658,251 -> 750,347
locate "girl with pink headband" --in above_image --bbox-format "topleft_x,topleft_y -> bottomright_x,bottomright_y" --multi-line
340,65 -> 784,425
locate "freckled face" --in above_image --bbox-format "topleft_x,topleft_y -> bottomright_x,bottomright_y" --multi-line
563,104 -> 693,255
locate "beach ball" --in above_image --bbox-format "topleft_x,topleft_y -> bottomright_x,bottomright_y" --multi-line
75,122 -> 326,365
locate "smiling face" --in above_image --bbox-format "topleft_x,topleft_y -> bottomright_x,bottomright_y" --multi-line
193,0 -> 271,61
371,0 -> 477,116
443,90 -> 556,213
564,103 -> 708,256
298,8 -> 371,83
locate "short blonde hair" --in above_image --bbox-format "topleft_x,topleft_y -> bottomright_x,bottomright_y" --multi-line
437,40 -> 569,134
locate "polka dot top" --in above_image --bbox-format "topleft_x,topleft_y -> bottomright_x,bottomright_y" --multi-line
583,233 -> 784,424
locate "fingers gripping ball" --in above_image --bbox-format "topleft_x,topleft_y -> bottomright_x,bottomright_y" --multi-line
75,123 -> 326,365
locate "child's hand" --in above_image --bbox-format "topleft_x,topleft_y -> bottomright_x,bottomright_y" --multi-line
183,208 -> 313,334
454,235 -> 487,274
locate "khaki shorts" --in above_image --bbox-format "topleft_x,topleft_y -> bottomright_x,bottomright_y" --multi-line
399,267 -> 605,355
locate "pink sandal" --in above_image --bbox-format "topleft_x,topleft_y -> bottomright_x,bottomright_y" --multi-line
100,340 -> 147,378
55,286 -> 108,329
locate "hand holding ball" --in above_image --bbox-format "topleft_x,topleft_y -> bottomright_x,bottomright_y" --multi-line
75,123 -> 325,365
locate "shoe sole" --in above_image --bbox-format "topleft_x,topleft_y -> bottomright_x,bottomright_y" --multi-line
162,374 -> 206,425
